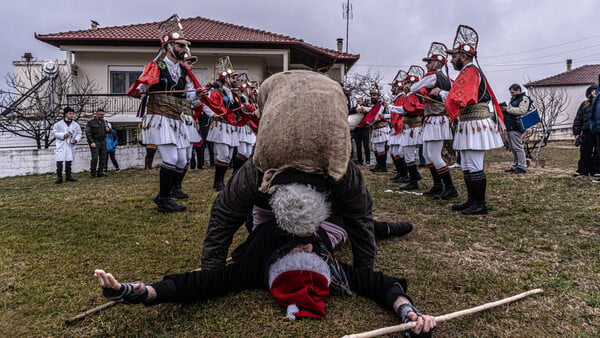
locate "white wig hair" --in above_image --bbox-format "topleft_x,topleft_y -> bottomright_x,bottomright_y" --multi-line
268,183 -> 330,235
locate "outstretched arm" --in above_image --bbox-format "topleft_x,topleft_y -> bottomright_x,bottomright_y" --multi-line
94,269 -> 156,304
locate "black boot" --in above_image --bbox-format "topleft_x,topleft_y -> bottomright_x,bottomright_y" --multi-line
231,155 -> 247,174
400,165 -> 420,190
371,155 -> 387,172
435,169 -> 458,200
423,165 -> 443,196
390,157 -> 409,182
156,166 -> 185,212
213,164 -> 228,191
374,221 -> 413,238
462,176 -> 488,215
171,169 -> 189,199
55,162 -> 63,184
452,172 -> 473,211
65,161 -> 77,182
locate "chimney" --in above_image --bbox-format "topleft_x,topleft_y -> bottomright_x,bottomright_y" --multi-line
21,52 -> 33,62
336,38 -> 343,53
566,59 -> 572,71
91,20 -> 99,30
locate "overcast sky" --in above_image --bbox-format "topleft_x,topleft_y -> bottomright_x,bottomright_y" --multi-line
1,0 -> 597,102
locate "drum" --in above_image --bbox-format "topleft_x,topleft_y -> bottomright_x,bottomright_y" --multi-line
348,113 -> 365,130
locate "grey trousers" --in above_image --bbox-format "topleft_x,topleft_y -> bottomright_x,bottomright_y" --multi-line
507,130 -> 527,170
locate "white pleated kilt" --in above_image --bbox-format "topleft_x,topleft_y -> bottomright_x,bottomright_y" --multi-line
141,114 -> 190,149
422,116 -> 453,141
370,125 -> 390,144
207,120 -> 240,147
387,131 -> 403,146
401,126 -> 423,146
452,118 -> 503,151
238,125 -> 256,145
182,116 -> 202,143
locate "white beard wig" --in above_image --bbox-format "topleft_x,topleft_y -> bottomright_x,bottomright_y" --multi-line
268,183 -> 330,235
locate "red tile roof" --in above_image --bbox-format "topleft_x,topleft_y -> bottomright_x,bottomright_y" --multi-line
35,16 -> 359,66
525,64 -> 600,87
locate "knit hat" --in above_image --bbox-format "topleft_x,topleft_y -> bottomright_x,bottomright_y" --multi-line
268,251 -> 331,320
268,183 -> 330,236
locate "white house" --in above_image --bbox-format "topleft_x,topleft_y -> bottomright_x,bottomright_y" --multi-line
525,62 -> 600,140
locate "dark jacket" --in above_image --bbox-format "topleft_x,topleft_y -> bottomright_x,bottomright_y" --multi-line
573,100 -> 593,135
200,158 -> 377,270
85,118 -> 108,144
504,93 -> 531,132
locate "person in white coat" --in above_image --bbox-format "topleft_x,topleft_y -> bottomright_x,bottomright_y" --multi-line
52,107 -> 82,184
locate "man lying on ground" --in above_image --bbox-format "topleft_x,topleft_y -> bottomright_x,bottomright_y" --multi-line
94,183 -> 435,337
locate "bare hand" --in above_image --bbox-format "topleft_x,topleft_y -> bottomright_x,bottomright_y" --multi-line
94,269 -> 122,291
130,89 -> 142,98
63,133 -> 70,138
90,142 -> 96,148
196,87 -> 208,97
407,311 -> 436,335
429,88 -> 441,96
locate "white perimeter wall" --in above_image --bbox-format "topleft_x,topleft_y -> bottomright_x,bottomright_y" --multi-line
0,144 -> 162,178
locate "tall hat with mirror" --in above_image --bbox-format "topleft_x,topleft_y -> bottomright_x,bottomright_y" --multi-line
446,25 -> 479,57
152,14 -> 190,61
215,56 -> 236,81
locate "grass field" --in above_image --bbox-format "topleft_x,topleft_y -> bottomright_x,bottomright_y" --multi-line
0,142 -> 598,337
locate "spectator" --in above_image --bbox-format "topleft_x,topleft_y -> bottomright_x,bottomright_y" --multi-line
86,109 -> 110,178
573,85 -> 598,177
51,107 -> 82,184
197,112 -> 215,167
501,84 -> 530,174
104,123 -> 121,173
350,96 -> 370,166
190,140 -> 203,170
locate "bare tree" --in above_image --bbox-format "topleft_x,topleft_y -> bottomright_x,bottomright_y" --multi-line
344,68 -> 387,103
523,85 -> 570,160
0,60 -> 99,149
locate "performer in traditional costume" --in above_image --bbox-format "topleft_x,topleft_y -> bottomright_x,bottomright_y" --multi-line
360,84 -> 389,172
410,42 -> 457,199
431,25 -> 504,215
127,15 -> 205,213
232,73 -> 259,172
203,57 -> 245,191
395,66 -> 426,190
384,71 -> 409,183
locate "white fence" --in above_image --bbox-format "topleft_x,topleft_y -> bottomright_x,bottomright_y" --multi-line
0,144 -> 161,178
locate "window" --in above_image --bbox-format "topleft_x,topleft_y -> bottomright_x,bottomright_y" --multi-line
109,66 -> 143,94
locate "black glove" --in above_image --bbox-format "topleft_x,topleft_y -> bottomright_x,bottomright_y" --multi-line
397,303 -> 432,338
102,282 -> 148,304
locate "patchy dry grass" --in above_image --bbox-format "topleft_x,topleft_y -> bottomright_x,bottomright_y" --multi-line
0,141 -> 598,337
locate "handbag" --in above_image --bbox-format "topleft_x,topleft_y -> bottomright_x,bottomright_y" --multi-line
517,99 -> 540,131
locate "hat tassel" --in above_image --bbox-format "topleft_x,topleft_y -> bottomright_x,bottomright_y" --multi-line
286,304 -> 299,320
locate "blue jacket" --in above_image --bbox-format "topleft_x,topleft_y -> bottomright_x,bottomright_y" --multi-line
105,129 -> 119,152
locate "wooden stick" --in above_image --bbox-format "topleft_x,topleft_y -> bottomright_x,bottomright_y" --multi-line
342,288 -> 544,338
144,89 -> 198,95
65,301 -> 117,326
66,257 -> 234,325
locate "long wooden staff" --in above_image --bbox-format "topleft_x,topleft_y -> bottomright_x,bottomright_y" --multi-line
144,89 -> 198,95
65,257 -> 234,326
342,288 -> 543,338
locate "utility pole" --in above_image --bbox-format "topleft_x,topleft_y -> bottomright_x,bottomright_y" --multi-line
342,0 -> 353,54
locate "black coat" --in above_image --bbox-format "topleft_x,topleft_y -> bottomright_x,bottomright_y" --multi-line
573,100 -> 593,135
200,158 -> 377,270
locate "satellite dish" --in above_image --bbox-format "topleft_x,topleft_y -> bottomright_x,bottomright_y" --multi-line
42,60 -> 58,78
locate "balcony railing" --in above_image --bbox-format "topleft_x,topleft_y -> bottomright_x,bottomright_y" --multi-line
66,93 -> 140,117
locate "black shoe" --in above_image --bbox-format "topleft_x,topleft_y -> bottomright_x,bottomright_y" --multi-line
55,176 -> 63,184
154,196 -> 186,213
400,181 -> 419,190
504,168 -> 515,173
392,175 -> 410,183
511,168 -> 527,174
462,201 -> 488,215
423,184 -> 444,196
452,199 -> 473,211
97,172 -> 107,178
383,221 -> 413,237
213,182 -> 225,191
434,186 -> 458,200
171,185 -> 189,199
65,176 -> 77,182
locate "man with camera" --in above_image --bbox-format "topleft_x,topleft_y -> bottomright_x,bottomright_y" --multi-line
500,84 -> 530,174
